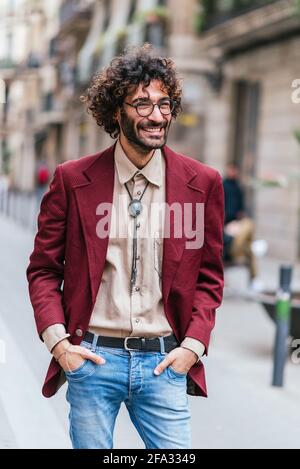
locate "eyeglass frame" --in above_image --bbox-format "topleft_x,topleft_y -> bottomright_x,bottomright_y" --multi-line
124,98 -> 176,117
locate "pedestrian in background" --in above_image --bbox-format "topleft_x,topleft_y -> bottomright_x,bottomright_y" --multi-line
35,160 -> 50,204
223,164 -> 257,284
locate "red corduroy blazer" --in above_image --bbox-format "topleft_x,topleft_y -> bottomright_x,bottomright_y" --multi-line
27,143 -> 224,398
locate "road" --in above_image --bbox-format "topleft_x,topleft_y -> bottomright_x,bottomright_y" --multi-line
1,214 -> 300,449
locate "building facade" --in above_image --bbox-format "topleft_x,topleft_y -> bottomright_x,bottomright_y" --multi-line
195,0 -> 300,261
1,0 -> 300,260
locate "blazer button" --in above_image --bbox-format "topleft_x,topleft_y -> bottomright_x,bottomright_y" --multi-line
75,328 -> 83,337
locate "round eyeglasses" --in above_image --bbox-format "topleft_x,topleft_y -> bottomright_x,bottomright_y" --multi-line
124,99 -> 175,117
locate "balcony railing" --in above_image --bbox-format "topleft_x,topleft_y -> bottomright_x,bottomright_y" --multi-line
199,0 -> 279,31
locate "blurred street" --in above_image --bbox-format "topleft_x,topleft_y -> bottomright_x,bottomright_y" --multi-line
1,214 -> 300,449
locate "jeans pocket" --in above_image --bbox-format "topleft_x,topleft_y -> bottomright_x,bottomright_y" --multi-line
167,365 -> 187,382
67,359 -> 87,374
65,359 -> 96,382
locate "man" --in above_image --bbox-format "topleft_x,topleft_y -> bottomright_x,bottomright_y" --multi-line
223,164 -> 244,226
223,164 -> 257,281
27,44 -> 224,449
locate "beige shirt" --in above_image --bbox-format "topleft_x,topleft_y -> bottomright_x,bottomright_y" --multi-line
42,141 -> 204,360
88,140 -> 172,338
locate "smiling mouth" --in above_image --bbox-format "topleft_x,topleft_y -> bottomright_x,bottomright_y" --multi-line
140,126 -> 165,136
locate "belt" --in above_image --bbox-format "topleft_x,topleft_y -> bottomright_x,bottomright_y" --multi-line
83,331 -> 179,353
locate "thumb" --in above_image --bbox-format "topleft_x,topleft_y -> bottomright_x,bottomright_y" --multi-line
154,357 -> 172,375
81,348 -> 106,365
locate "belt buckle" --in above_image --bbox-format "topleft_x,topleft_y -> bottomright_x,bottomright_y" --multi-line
124,336 -> 142,351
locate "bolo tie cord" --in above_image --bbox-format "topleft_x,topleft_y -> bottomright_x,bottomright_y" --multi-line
124,179 -> 150,291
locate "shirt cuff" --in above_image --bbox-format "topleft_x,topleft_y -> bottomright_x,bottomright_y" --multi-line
41,324 -> 70,353
180,337 -> 205,363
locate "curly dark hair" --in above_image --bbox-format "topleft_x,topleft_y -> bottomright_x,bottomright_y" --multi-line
80,43 -> 182,138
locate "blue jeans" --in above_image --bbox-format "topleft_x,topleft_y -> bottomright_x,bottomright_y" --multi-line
65,340 -> 191,449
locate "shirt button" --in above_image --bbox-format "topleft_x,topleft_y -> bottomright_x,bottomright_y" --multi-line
136,255 -> 140,260
136,222 -> 140,228
137,191 -> 141,196
135,286 -> 140,292
135,318 -> 140,324
75,328 -> 83,337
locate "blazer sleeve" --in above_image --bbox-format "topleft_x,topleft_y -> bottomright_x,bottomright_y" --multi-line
26,164 -> 67,338
184,170 -> 225,354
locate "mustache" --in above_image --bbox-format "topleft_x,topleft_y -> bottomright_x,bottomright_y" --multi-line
139,123 -> 168,130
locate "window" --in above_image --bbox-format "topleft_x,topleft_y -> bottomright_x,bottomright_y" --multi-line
232,80 -> 261,217
200,0 -> 277,30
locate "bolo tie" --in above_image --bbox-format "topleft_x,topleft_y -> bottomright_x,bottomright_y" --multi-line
124,178 -> 150,292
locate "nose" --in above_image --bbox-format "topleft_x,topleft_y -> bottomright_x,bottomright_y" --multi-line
148,104 -> 165,123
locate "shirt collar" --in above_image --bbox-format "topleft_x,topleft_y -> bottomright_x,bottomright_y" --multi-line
114,139 -> 163,187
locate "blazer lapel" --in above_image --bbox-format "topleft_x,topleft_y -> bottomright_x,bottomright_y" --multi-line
162,146 -> 205,308
73,144 -> 115,304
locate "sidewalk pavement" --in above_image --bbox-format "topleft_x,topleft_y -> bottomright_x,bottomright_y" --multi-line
0,213 -> 300,448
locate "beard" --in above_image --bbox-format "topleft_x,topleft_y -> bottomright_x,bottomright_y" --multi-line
120,111 -> 171,153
